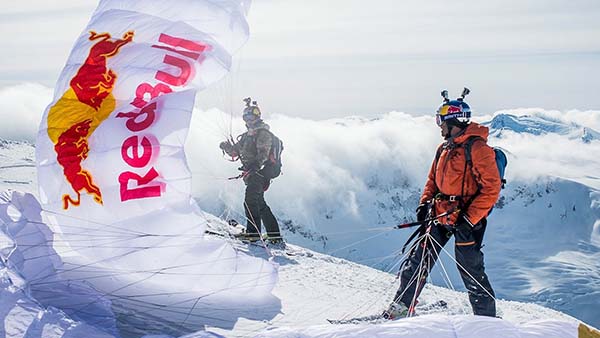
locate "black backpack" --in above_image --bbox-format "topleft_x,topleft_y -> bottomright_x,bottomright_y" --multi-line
264,131 -> 283,179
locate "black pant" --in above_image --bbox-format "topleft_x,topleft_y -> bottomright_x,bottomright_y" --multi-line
244,172 -> 280,237
394,220 -> 496,316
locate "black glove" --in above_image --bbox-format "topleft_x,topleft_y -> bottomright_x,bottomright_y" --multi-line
219,141 -> 230,151
455,214 -> 475,232
416,203 -> 429,223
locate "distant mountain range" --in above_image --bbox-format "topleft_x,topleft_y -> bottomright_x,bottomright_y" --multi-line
484,113 -> 600,142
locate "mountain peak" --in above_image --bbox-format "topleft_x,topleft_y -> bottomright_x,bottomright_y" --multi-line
484,113 -> 600,143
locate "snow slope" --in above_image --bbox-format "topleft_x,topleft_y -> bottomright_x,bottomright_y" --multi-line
0,191 -> 591,337
0,140 -> 36,195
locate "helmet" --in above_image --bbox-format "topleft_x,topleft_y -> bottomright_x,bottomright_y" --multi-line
436,100 -> 471,126
435,88 -> 471,127
242,97 -> 261,123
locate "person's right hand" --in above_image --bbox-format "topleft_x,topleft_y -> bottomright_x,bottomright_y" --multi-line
416,203 -> 429,222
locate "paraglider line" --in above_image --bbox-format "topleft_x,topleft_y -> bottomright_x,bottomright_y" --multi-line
428,233 -> 497,302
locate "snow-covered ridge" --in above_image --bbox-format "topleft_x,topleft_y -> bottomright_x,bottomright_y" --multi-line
484,112 -> 600,142
0,138 -> 36,195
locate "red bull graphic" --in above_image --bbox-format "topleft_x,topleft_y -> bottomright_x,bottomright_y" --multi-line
70,31 -> 134,110
446,105 -> 462,114
54,119 -> 102,207
47,31 -> 134,209
116,33 -> 209,202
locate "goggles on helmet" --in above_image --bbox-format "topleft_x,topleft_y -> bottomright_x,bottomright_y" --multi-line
243,113 -> 258,123
435,113 -> 443,127
242,105 -> 261,123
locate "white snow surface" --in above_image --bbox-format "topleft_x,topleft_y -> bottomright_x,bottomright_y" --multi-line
254,314 -> 581,338
0,190 -> 589,337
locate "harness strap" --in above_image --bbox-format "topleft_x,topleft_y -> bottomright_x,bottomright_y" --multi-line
434,192 -> 474,203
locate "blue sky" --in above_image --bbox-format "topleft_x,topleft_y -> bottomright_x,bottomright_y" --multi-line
1,0 -> 599,119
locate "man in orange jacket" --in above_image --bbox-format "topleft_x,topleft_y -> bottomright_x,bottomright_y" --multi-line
384,88 -> 501,319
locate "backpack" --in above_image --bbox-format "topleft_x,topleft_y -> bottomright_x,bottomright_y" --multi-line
432,136 -> 507,217
463,136 -> 507,190
434,137 -> 507,190
265,131 -> 284,178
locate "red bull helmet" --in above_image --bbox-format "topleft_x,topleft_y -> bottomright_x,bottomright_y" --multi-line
436,87 -> 471,126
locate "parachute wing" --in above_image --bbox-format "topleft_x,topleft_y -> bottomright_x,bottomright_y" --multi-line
35,0 -> 278,331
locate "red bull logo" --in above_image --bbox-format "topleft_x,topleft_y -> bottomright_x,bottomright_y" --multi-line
48,29 -> 211,207
446,105 -> 462,114
54,119 -> 102,207
438,105 -> 462,117
47,31 -> 134,209
70,31 -> 134,110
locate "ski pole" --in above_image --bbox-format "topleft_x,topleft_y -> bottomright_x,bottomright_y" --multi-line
393,207 -> 458,230
227,170 -> 250,180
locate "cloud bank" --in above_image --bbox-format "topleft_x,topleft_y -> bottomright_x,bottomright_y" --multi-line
2,82 -> 600,219
186,103 -> 600,233
0,83 -> 52,142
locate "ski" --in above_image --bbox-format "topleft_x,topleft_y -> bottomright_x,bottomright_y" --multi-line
327,300 -> 448,325
205,228 -> 266,248
327,314 -> 386,325
419,300 -> 448,313
204,227 -> 303,256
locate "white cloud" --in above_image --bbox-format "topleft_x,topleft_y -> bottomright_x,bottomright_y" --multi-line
0,83 -> 51,142
2,81 -> 599,208
2,82 -> 599,195
185,102 -> 600,235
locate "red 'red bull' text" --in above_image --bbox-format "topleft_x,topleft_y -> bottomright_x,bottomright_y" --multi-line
117,33 -> 209,201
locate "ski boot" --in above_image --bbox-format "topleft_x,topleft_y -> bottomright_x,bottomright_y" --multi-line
264,233 -> 285,249
233,231 -> 262,243
382,301 -> 410,320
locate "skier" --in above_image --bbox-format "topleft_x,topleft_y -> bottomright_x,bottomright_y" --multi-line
219,98 -> 283,244
384,88 -> 500,319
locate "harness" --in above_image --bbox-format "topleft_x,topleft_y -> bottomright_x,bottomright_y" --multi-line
399,137 -> 486,256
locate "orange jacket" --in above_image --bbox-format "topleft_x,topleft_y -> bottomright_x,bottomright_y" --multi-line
420,122 -> 501,226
